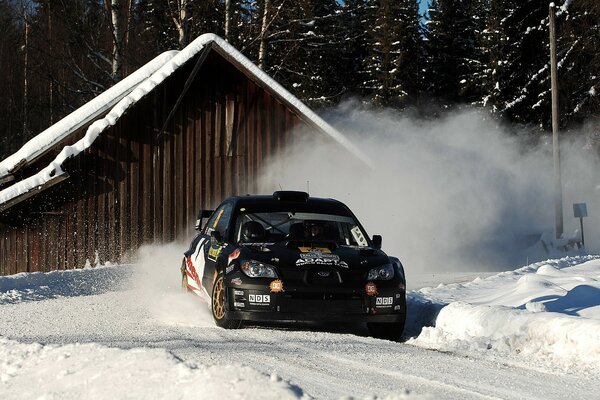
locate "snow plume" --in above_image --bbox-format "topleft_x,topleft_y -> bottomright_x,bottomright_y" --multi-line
132,242 -> 214,327
259,102 -> 600,273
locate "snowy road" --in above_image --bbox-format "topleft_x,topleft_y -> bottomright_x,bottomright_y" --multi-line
1,259 -> 598,399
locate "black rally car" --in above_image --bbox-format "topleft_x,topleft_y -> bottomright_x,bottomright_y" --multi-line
181,191 -> 406,339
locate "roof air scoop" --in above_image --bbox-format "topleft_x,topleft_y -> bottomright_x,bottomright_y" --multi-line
273,191 -> 309,202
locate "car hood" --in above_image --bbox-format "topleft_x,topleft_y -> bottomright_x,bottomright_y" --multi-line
237,243 -> 389,271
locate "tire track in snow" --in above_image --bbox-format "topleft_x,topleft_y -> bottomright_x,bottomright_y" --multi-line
185,327 -> 585,400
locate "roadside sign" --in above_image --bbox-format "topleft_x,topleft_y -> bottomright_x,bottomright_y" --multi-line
573,203 -> 587,218
573,203 -> 588,248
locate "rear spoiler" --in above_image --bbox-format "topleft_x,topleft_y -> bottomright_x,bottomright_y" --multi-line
273,191 -> 309,202
195,209 -> 214,231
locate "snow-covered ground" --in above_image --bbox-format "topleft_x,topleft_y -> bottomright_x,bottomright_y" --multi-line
408,256 -> 600,375
1,244 -> 599,399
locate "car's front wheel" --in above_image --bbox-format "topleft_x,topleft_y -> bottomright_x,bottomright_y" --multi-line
367,320 -> 405,341
211,272 -> 242,329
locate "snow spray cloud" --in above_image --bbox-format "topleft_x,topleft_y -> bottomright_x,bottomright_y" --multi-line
133,242 -> 214,327
259,102 -> 600,273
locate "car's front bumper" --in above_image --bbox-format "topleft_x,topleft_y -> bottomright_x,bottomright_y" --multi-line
224,276 -> 406,323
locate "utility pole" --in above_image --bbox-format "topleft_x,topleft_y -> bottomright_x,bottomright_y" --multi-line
549,3 -> 563,240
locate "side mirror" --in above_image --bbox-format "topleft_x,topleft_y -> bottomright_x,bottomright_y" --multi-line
211,230 -> 223,244
372,235 -> 382,249
195,209 -> 214,231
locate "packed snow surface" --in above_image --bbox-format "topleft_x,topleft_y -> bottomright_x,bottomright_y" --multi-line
1,245 -> 599,399
0,338 -> 302,400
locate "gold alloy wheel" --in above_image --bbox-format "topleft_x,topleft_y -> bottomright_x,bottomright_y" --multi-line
212,276 -> 226,320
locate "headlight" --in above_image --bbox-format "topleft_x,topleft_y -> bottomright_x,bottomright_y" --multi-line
367,263 -> 394,280
240,260 -> 278,278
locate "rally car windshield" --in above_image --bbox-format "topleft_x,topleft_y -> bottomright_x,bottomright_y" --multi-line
234,211 -> 370,247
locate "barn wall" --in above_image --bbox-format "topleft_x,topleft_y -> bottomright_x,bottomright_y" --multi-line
0,51 -> 309,274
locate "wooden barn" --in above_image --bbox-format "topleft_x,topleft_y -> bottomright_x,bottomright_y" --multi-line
0,34 -> 367,276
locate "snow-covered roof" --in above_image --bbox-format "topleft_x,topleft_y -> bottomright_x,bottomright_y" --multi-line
0,50 -> 178,182
0,33 -> 371,210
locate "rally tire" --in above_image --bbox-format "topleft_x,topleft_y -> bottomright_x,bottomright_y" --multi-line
211,271 -> 242,329
181,258 -> 190,293
367,320 -> 405,341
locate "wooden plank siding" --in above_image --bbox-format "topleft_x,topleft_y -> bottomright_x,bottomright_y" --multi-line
0,49 -> 308,274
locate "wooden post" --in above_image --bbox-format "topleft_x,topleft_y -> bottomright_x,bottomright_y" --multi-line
579,217 -> 585,248
549,4 -> 563,240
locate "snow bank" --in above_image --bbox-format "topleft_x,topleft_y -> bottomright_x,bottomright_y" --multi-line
409,256 -> 600,373
0,264 -> 132,305
410,302 -> 600,373
0,337 -> 302,400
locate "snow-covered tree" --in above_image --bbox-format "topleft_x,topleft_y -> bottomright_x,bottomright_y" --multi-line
362,0 -> 422,107
424,0 -> 486,105
553,0 -> 600,126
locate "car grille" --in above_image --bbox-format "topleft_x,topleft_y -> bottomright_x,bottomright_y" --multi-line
278,293 -> 365,314
280,266 -> 367,286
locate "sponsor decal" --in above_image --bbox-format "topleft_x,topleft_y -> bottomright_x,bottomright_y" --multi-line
228,248 -> 241,265
271,257 -> 280,263
295,252 -> 348,268
394,305 -> 402,311
230,277 -> 243,285
299,247 -> 331,253
240,242 -> 275,247
208,245 -> 223,261
213,209 -> 225,228
350,226 -> 368,246
234,301 -> 245,308
365,281 -> 378,297
376,297 -> 393,306
248,294 -> 271,304
194,237 -> 207,261
225,265 -> 235,274
269,279 -> 284,293
395,293 -> 402,298
317,271 -> 330,277
186,256 -> 201,287
233,290 -> 244,296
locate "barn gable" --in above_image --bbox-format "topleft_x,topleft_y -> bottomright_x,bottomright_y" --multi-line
0,34 -> 367,275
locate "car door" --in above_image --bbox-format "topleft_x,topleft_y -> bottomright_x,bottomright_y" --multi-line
201,201 -> 234,292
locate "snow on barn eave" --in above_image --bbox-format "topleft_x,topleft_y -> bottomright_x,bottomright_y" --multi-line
0,51 -> 179,183
0,33 -> 371,212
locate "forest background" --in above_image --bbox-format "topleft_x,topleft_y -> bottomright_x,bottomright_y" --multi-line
0,0 -> 598,160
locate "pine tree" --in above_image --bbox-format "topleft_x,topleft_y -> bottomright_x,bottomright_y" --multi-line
496,0 -> 550,127
554,0 -> 600,126
479,0 -> 507,111
0,1 -> 25,159
424,0 -> 485,105
264,0 -> 348,108
336,0 -> 370,100
362,0 -> 422,108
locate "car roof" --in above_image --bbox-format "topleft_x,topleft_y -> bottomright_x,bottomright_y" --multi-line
223,192 -> 347,211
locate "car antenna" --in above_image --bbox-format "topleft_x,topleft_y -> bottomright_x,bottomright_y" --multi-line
278,183 -> 283,190
307,180 -> 310,195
